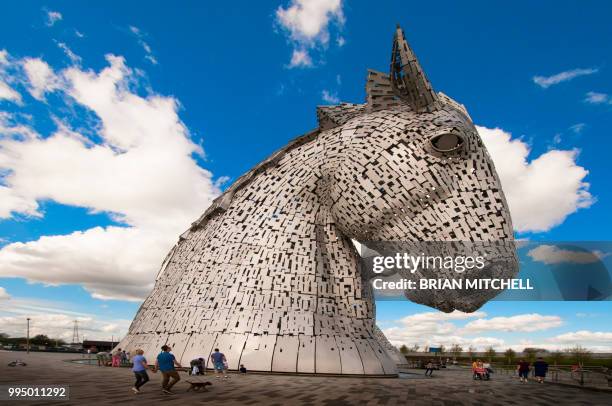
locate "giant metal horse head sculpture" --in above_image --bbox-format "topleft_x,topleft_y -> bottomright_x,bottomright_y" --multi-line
117,26 -> 517,376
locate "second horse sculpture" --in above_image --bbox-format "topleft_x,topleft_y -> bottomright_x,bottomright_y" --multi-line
117,25 -> 517,375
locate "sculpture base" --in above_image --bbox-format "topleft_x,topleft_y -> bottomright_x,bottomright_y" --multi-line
116,331 -> 399,376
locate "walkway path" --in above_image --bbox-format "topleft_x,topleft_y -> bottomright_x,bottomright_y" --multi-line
1,352 -> 610,405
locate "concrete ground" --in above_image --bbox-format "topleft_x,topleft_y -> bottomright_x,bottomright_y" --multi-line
1,351 -> 610,405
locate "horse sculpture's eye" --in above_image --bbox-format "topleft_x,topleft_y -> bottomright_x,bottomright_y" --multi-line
430,132 -> 464,153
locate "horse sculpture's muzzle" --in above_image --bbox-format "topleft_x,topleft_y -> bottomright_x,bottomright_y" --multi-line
361,240 -> 519,313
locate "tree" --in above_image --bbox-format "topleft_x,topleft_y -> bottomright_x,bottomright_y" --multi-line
31,334 -> 51,346
439,345 -> 446,356
0,332 -> 8,340
523,347 -> 538,363
550,350 -> 564,366
449,344 -> 463,361
566,345 -> 592,366
399,345 -> 409,355
467,346 -> 476,362
409,344 -> 420,353
504,348 -> 516,365
484,346 -> 496,362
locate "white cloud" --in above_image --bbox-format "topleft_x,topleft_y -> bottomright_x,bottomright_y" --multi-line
394,311 -> 484,337
145,55 -> 158,65
276,0 -> 344,44
469,337 -> 505,348
101,323 -> 121,333
383,324 -> 504,350
0,54 -> 220,300
0,50 -> 22,104
289,49 -> 312,68
321,89 -> 339,104
0,185 -> 40,218
0,297 -> 96,319
584,91 -> 611,104
45,10 -> 63,27
506,340 -> 566,352
575,312 -> 599,318
398,310 -> 487,324
381,311 -> 498,350
463,314 -> 563,333
569,123 -> 585,134
532,68 -> 598,88
478,126 -> 593,233
0,314 -> 87,339
0,313 -> 130,341
336,36 -> 345,47
0,80 -> 21,104
0,111 -> 38,141
0,296 -> 131,340
129,25 -> 158,65
527,245 -> 607,265
548,330 -> 612,345
276,0 -> 344,68
22,57 -> 61,100
382,311 -> 609,352
0,287 -> 10,300
55,41 -> 81,65
0,227 -> 168,301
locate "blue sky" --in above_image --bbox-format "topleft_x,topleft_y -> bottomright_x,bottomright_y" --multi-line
0,1 -> 611,350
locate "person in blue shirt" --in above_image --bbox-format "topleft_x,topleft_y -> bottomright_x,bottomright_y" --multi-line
131,349 -> 149,394
533,357 -> 549,383
210,348 -> 229,379
154,345 -> 182,394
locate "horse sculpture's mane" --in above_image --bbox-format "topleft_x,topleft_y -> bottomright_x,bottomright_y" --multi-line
186,89 -> 469,238
185,128 -> 319,234
186,34 -> 474,236
186,99 -> 374,235
186,93 -> 470,236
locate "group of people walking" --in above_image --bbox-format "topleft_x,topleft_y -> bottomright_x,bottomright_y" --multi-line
95,348 -> 129,367
517,357 -> 549,383
469,357 -> 549,383
129,345 -> 234,395
471,359 -> 493,380
125,347 -> 551,393
112,348 -> 129,367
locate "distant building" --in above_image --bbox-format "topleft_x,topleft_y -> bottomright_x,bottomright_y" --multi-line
82,340 -> 116,352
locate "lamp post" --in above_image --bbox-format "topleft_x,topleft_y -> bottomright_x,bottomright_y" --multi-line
26,318 -> 30,354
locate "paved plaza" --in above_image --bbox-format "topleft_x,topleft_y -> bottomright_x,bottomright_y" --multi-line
1,352 -> 610,405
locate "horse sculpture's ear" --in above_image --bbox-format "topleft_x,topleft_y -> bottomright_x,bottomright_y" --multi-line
390,25 -> 438,112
